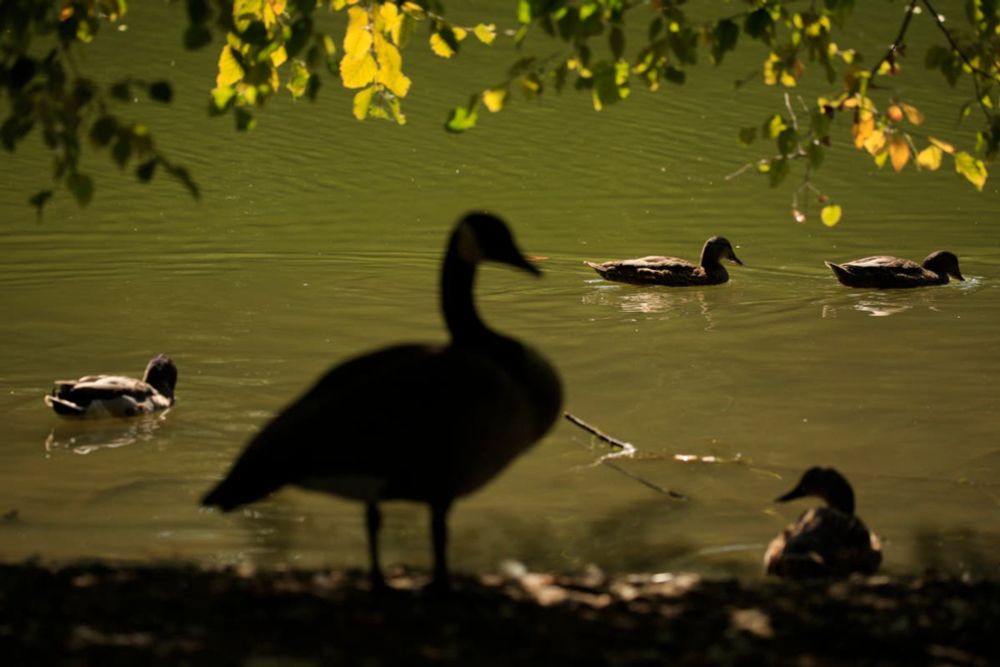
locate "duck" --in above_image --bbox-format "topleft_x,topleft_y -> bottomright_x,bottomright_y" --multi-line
44,354 -> 177,418
764,466 -> 882,578
584,236 -> 743,286
202,212 -> 563,591
825,251 -> 964,288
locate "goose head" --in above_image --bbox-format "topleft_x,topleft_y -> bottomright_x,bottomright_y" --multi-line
776,466 -> 856,515
453,212 -> 540,276
922,251 -> 964,281
143,354 -> 178,400
702,236 -> 743,267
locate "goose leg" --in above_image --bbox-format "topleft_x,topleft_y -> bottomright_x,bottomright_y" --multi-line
430,500 -> 453,591
365,502 -> 386,590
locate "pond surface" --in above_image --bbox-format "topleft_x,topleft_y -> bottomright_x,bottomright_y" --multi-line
1,2 -> 998,578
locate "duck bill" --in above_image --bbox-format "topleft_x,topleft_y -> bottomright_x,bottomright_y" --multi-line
775,485 -> 805,503
730,253 -> 744,266
954,271 -> 965,281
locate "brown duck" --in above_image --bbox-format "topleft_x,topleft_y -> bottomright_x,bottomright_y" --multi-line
44,354 -> 177,418
585,236 -> 743,286
826,251 -> 963,288
202,212 -> 563,592
764,467 -> 882,578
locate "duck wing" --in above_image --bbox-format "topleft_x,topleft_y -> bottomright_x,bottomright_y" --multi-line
45,375 -> 164,417
203,341 -> 556,510
586,256 -> 699,282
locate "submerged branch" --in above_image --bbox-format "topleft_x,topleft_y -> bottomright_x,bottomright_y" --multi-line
563,412 -> 687,501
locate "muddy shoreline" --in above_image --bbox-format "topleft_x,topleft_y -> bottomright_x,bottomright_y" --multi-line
1,561 -> 997,666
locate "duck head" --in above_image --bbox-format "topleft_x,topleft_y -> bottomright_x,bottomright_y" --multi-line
922,251 -> 964,281
453,212 -> 540,276
776,466 -> 856,515
702,236 -> 743,267
143,354 -> 178,400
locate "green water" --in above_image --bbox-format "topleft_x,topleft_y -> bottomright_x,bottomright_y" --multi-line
1,2 -> 998,578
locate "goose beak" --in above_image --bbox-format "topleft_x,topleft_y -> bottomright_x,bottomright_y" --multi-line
509,253 -> 542,276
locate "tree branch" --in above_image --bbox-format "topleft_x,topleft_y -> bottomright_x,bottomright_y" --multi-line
922,0 -> 1000,83
870,0 -> 919,77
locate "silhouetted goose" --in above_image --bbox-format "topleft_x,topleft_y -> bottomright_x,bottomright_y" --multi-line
202,212 -> 562,591
764,467 -> 882,578
44,354 -> 177,418
826,251 -> 963,288
585,236 -> 743,286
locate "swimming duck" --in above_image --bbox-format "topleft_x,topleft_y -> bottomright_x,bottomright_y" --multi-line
202,212 -> 563,591
44,354 -> 177,418
825,251 -> 963,288
585,236 -> 743,286
764,466 -> 882,578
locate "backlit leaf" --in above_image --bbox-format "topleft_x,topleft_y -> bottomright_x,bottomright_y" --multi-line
286,59 -> 310,98
852,111 -> 874,148
862,129 -> 886,155
445,105 -> 478,132
929,136 -> 956,154
344,6 -> 372,57
340,51 -> 376,88
482,88 -> 506,112
955,151 -> 987,190
820,204 -> 842,227
889,137 -> 910,172
916,145 -> 943,170
430,32 -> 455,58
216,45 -> 244,87
473,23 -> 496,45
353,85 -> 375,120
901,103 -> 924,125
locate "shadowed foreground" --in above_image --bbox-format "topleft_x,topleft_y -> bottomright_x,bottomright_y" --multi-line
1,562 -> 997,666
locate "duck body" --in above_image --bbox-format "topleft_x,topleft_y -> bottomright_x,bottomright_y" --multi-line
764,467 -> 882,578
585,236 -> 743,287
44,354 -> 177,418
203,213 -> 562,590
825,251 -> 964,288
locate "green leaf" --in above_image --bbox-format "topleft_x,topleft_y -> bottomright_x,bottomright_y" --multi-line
235,107 -> 257,131
28,190 -> 53,213
149,81 -> 173,103
112,135 -> 130,167
768,156 -> 789,187
738,126 -> 756,145
89,116 -> 118,147
136,159 -> 158,182
66,172 -> 94,206
711,19 -> 739,64
745,9 -> 773,40
807,142 -> 825,168
777,127 -> 798,156
183,25 -> 212,50
110,81 -> 130,101
445,104 -> 479,133
609,26 -> 625,60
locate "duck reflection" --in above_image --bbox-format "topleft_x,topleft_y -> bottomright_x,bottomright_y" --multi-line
582,283 -> 716,329
43,411 -> 169,455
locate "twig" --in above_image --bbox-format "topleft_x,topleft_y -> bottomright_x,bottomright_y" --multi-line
922,0 -> 1000,84
563,412 -> 687,501
870,0 -> 919,78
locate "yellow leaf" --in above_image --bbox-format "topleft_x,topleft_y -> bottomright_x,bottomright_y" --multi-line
916,145 -> 943,171
901,103 -> 924,125
340,51 -> 376,88
216,45 -> 244,87
852,112 -> 874,149
270,45 -> 287,68
955,151 -> 988,191
929,136 -> 956,154
863,129 -> 886,155
820,204 -> 842,227
429,32 -> 454,58
482,88 -> 506,112
402,1 -> 423,14
353,86 -> 375,120
889,137 -> 910,172
344,6 -> 372,57
473,23 -> 496,44
322,34 -> 336,56
373,33 -> 411,97
453,27 -> 467,41
779,70 -> 798,87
